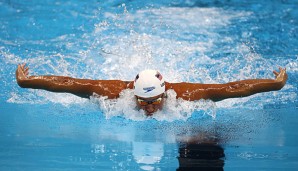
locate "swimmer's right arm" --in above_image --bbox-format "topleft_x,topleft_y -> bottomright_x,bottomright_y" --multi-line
16,64 -> 133,99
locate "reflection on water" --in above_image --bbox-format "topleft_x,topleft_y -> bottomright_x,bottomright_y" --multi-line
127,132 -> 225,171
87,117 -> 227,170
133,142 -> 164,170
177,143 -> 224,171
176,131 -> 225,171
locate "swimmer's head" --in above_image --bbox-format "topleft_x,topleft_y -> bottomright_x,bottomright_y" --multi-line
134,70 -> 165,98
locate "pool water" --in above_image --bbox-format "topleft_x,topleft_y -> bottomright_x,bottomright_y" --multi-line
1,0 -> 298,170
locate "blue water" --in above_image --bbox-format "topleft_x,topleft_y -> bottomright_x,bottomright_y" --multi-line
1,0 -> 298,170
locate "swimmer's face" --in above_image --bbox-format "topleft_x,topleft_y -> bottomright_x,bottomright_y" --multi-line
135,93 -> 165,116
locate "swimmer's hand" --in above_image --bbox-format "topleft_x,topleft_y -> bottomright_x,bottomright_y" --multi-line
273,67 -> 288,89
16,63 -> 30,87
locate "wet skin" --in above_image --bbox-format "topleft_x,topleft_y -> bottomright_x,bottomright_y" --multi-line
16,63 -> 288,116
135,94 -> 165,116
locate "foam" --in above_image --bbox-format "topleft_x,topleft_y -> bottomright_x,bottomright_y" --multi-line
8,90 -> 87,106
91,89 -> 216,121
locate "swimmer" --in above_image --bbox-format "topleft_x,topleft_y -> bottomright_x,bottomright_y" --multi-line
16,63 -> 288,116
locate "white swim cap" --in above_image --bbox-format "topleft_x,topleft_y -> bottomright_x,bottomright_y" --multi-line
134,70 -> 165,98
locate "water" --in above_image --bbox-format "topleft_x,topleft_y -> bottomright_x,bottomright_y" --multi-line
1,0 -> 298,170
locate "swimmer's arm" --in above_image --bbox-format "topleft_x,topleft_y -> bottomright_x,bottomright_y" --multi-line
169,68 -> 288,102
16,64 -> 133,99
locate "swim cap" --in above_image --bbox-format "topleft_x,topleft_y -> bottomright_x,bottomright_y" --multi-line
134,70 -> 165,98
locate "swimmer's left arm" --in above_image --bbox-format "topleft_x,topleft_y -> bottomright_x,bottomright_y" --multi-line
206,67 -> 288,101
169,68 -> 288,102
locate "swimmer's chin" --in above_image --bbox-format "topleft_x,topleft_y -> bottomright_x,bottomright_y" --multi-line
145,112 -> 154,116
144,110 -> 160,116
140,109 -> 154,116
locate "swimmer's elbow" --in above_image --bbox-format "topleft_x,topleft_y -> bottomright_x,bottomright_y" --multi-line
207,84 -> 252,101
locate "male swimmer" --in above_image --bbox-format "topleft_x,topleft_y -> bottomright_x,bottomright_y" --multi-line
16,64 -> 288,116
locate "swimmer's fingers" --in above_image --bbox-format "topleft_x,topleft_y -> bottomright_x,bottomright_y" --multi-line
273,67 -> 284,77
17,63 -> 24,73
22,63 -> 28,69
16,63 -> 29,80
20,63 -> 26,71
18,63 -> 24,72
273,67 -> 287,82
273,70 -> 279,77
23,65 -> 29,76
20,63 -> 29,75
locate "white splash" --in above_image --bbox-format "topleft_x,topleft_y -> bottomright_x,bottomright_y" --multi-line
91,89 -> 216,121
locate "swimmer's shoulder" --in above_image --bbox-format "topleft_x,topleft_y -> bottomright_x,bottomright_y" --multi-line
165,81 -> 199,90
124,81 -> 134,89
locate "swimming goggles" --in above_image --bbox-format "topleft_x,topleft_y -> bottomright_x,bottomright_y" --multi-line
137,97 -> 163,106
